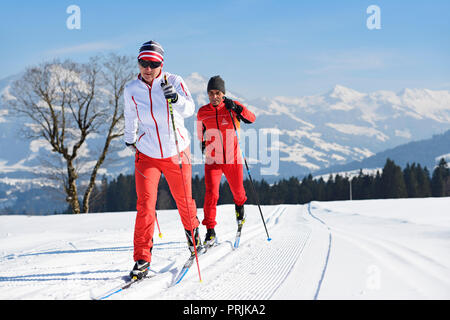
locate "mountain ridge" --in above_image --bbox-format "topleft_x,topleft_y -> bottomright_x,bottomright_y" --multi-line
314,129 -> 450,177
0,70 -> 449,212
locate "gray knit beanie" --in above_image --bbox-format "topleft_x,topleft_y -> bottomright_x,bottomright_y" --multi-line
207,75 -> 225,94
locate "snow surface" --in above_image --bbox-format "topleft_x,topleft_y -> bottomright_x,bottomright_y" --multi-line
0,198 -> 449,300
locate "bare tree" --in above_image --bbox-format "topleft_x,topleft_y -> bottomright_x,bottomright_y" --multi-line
81,54 -> 135,213
6,54 -> 135,213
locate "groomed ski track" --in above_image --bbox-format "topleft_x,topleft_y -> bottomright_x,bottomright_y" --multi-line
93,205 -> 315,300
1,199 -> 449,299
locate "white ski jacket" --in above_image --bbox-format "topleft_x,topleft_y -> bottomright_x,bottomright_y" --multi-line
124,71 -> 195,159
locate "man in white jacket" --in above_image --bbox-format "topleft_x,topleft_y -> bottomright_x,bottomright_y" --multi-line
124,40 -> 201,279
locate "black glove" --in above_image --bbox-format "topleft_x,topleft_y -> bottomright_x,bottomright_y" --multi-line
223,97 -> 243,114
161,82 -> 178,103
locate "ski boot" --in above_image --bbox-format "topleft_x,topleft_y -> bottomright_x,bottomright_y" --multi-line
185,227 -> 205,255
129,260 -> 150,280
235,204 -> 245,227
204,228 -> 217,248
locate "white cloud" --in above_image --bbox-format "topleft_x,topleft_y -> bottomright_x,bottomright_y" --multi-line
304,49 -> 394,75
46,41 -> 122,56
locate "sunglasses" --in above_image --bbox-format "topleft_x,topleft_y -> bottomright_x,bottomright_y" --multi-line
139,59 -> 162,69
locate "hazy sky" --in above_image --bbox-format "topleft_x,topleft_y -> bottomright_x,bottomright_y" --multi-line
1,0 -> 449,99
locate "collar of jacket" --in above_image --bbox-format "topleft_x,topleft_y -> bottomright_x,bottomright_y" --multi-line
209,101 -> 226,111
137,70 -> 163,87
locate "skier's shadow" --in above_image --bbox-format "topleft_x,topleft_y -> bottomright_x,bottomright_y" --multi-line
120,260 -> 178,282
2,245 -> 134,259
0,269 -> 126,282
1,241 -> 187,284
2,241 -> 186,260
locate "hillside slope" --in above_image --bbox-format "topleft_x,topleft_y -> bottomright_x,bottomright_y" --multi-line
315,129 -> 450,175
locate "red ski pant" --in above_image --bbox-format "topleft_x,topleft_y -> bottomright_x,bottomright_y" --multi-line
202,163 -> 247,229
133,148 -> 198,263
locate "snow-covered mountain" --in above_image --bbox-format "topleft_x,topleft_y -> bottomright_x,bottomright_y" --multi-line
184,73 -> 450,177
1,71 -> 450,211
314,129 -> 450,176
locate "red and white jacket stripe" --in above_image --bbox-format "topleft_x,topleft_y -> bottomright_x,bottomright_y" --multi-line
124,71 -> 195,159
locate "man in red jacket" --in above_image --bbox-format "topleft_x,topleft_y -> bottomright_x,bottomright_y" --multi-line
197,76 -> 256,246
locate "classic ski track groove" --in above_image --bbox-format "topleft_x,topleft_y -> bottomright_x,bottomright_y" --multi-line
306,203 -> 333,300
308,202 -> 450,299
147,207 -> 288,298
328,224 -> 450,297
209,207 -> 311,300
12,206 -> 310,300
157,206 -> 312,300
2,201 -> 448,299
88,208 -> 289,300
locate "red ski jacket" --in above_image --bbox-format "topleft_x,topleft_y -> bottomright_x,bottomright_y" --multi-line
197,100 -> 255,164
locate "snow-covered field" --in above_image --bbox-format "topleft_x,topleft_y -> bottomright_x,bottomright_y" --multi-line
0,198 -> 449,300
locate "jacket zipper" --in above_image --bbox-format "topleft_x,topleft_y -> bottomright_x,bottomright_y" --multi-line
145,82 -> 164,158
215,107 -> 226,164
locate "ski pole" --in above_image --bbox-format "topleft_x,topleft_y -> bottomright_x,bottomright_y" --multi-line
226,103 -> 272,242
163,75 -> 203,282
155,212 -> 163,239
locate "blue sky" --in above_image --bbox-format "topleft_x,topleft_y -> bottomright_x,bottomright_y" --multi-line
1,0 -> 449,99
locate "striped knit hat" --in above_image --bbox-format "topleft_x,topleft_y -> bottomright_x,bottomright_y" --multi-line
138,40 -> 164,62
